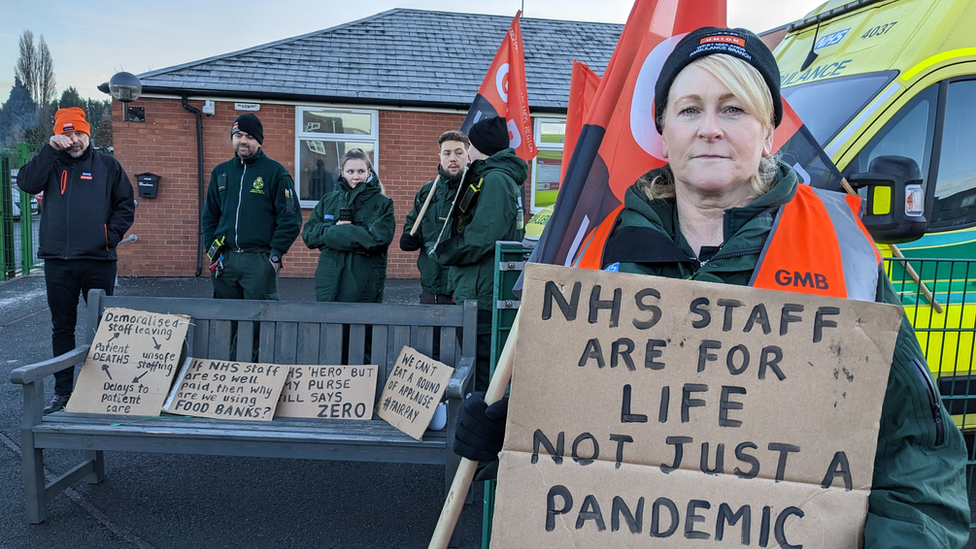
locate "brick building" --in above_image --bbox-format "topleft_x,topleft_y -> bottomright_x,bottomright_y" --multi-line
113,9 -> 620,278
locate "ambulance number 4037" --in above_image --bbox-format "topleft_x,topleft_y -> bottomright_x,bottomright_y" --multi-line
862,22 -> 898,40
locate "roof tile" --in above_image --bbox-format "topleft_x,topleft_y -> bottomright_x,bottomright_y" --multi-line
138,9 -> 621,110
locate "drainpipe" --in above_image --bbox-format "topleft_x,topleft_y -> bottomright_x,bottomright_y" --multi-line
181,96 -> 206,276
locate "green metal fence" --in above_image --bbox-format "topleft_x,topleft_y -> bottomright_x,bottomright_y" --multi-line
482,240 -> 530,547
0,144 -> 42,280
883,256 -> 976,533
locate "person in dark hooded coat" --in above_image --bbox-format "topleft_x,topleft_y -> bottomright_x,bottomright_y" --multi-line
302,148 -> 394,303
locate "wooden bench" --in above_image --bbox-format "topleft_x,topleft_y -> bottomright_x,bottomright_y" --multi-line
11,289 -> 476,542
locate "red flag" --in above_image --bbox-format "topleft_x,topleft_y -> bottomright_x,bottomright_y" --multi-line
537,0 -> 727,266
560,61 -> 602,183
461,12 -> 537,161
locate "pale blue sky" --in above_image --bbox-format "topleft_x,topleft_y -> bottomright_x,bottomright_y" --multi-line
1,0 -> 824,101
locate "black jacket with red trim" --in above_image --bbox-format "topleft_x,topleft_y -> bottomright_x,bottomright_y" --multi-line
18,143 -> 135,261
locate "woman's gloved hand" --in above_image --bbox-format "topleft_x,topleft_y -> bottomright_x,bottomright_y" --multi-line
453,391 -> 509,462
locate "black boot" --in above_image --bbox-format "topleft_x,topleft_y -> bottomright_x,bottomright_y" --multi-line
43,394 -> 70,414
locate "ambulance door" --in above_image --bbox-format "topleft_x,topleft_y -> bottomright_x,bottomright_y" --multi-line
840,73 -> 976,234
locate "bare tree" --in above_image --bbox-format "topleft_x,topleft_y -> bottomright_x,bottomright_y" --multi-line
15,30 -> 37,105
14,30 -> 57,109
38,37 -> 56,107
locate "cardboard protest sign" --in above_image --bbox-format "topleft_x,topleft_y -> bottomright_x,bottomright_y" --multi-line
275,364 -> 378,419
376,346 -> 454,440
67,308 -> 190,415
163,358 -> 287,421
491,264 -> 903,548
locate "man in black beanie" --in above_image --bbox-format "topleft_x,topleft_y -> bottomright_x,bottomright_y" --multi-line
430,116 -> 527,390
202,112 -> 302,303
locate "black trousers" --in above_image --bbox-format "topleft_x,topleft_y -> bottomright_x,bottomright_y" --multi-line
419,291 -> 454,305
44,258 -> 117,396
420,292 -> 454,361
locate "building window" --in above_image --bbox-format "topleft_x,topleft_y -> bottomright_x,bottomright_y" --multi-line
530,118 -> 566,213
295,107 -> 378,206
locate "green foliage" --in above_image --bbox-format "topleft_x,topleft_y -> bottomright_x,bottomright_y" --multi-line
92,108 -> 113,150
0,78 -> 38,148
58,87 -> 85,110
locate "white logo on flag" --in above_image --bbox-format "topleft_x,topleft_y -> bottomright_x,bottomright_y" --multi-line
631,34 -> 686,161
496,63 -> 510,102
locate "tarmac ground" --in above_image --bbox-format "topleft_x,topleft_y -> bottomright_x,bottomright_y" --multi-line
0,272 -> 486,549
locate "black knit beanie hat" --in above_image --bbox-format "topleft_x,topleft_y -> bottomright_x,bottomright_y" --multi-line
232,113 -> 264,145
468,116 -> 510,156
654,27 -> 782,133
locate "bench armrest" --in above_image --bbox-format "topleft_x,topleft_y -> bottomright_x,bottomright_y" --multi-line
445,356 -> 474,400
10,346 -> 90,385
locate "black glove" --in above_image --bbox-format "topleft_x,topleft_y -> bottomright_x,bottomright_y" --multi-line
453,391 -> 509,462
399,230 -> 423,252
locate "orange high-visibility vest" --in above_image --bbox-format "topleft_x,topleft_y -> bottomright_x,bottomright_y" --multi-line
573,184 -> 881,301
573,205 -> 624,270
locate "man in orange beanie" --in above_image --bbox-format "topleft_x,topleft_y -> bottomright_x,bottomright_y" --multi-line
17,106 -> 136,413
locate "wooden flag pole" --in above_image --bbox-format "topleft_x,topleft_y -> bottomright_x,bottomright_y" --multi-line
410,176 -> 441,236
890,243 -> 943,314
428,310 -> 521,549
839,177 -> 942,313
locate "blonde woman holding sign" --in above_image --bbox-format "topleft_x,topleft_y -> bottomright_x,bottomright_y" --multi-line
451,27 -> 969,548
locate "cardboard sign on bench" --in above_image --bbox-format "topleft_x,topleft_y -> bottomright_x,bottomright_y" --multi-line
376,346 -> 453,440
67,307 -> 190,415
275,364 -> 378,419
490,263 -> 903,548
163,358 -> 288,421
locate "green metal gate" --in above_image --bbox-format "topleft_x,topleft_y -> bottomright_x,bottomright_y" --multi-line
482,240 -> 530,547
884,256 -> 976,533
0,144 -> 42,280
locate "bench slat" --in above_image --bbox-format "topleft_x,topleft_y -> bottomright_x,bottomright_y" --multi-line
348,324 -> 366,364
393,325 -> 410,364
324,323 -> 343,364
279,322 -> 298,365
214,320 -> 234,360
192,319 -> 209,358
441,326 -> 458,368
32,431 -> 448,465
95,296 -> 467,326
371,325 -> 389,399
258,322 -> 275,363
417,326 -> 433,357
300,322 -> 320,364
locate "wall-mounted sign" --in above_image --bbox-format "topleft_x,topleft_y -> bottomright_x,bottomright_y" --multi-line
234,103 -> 261,111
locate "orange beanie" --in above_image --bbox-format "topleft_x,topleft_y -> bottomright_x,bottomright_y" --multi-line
53,107 -> 91,136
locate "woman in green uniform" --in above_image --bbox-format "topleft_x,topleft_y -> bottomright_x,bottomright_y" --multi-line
302,148 -> 395,303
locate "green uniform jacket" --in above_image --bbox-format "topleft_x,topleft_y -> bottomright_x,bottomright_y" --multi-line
606,162 -> 970,549
430,148 -> 527,310
404,171 -> 460,296
302,175 -> 394,303
202,148 -> 302,258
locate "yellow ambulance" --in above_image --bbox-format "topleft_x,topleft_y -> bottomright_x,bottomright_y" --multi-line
774,0 -> 976,427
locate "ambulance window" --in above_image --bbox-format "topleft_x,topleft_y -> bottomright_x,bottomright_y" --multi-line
781,71 -> 895,146
843,84 -> 937,189
929,79 -> 976,230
